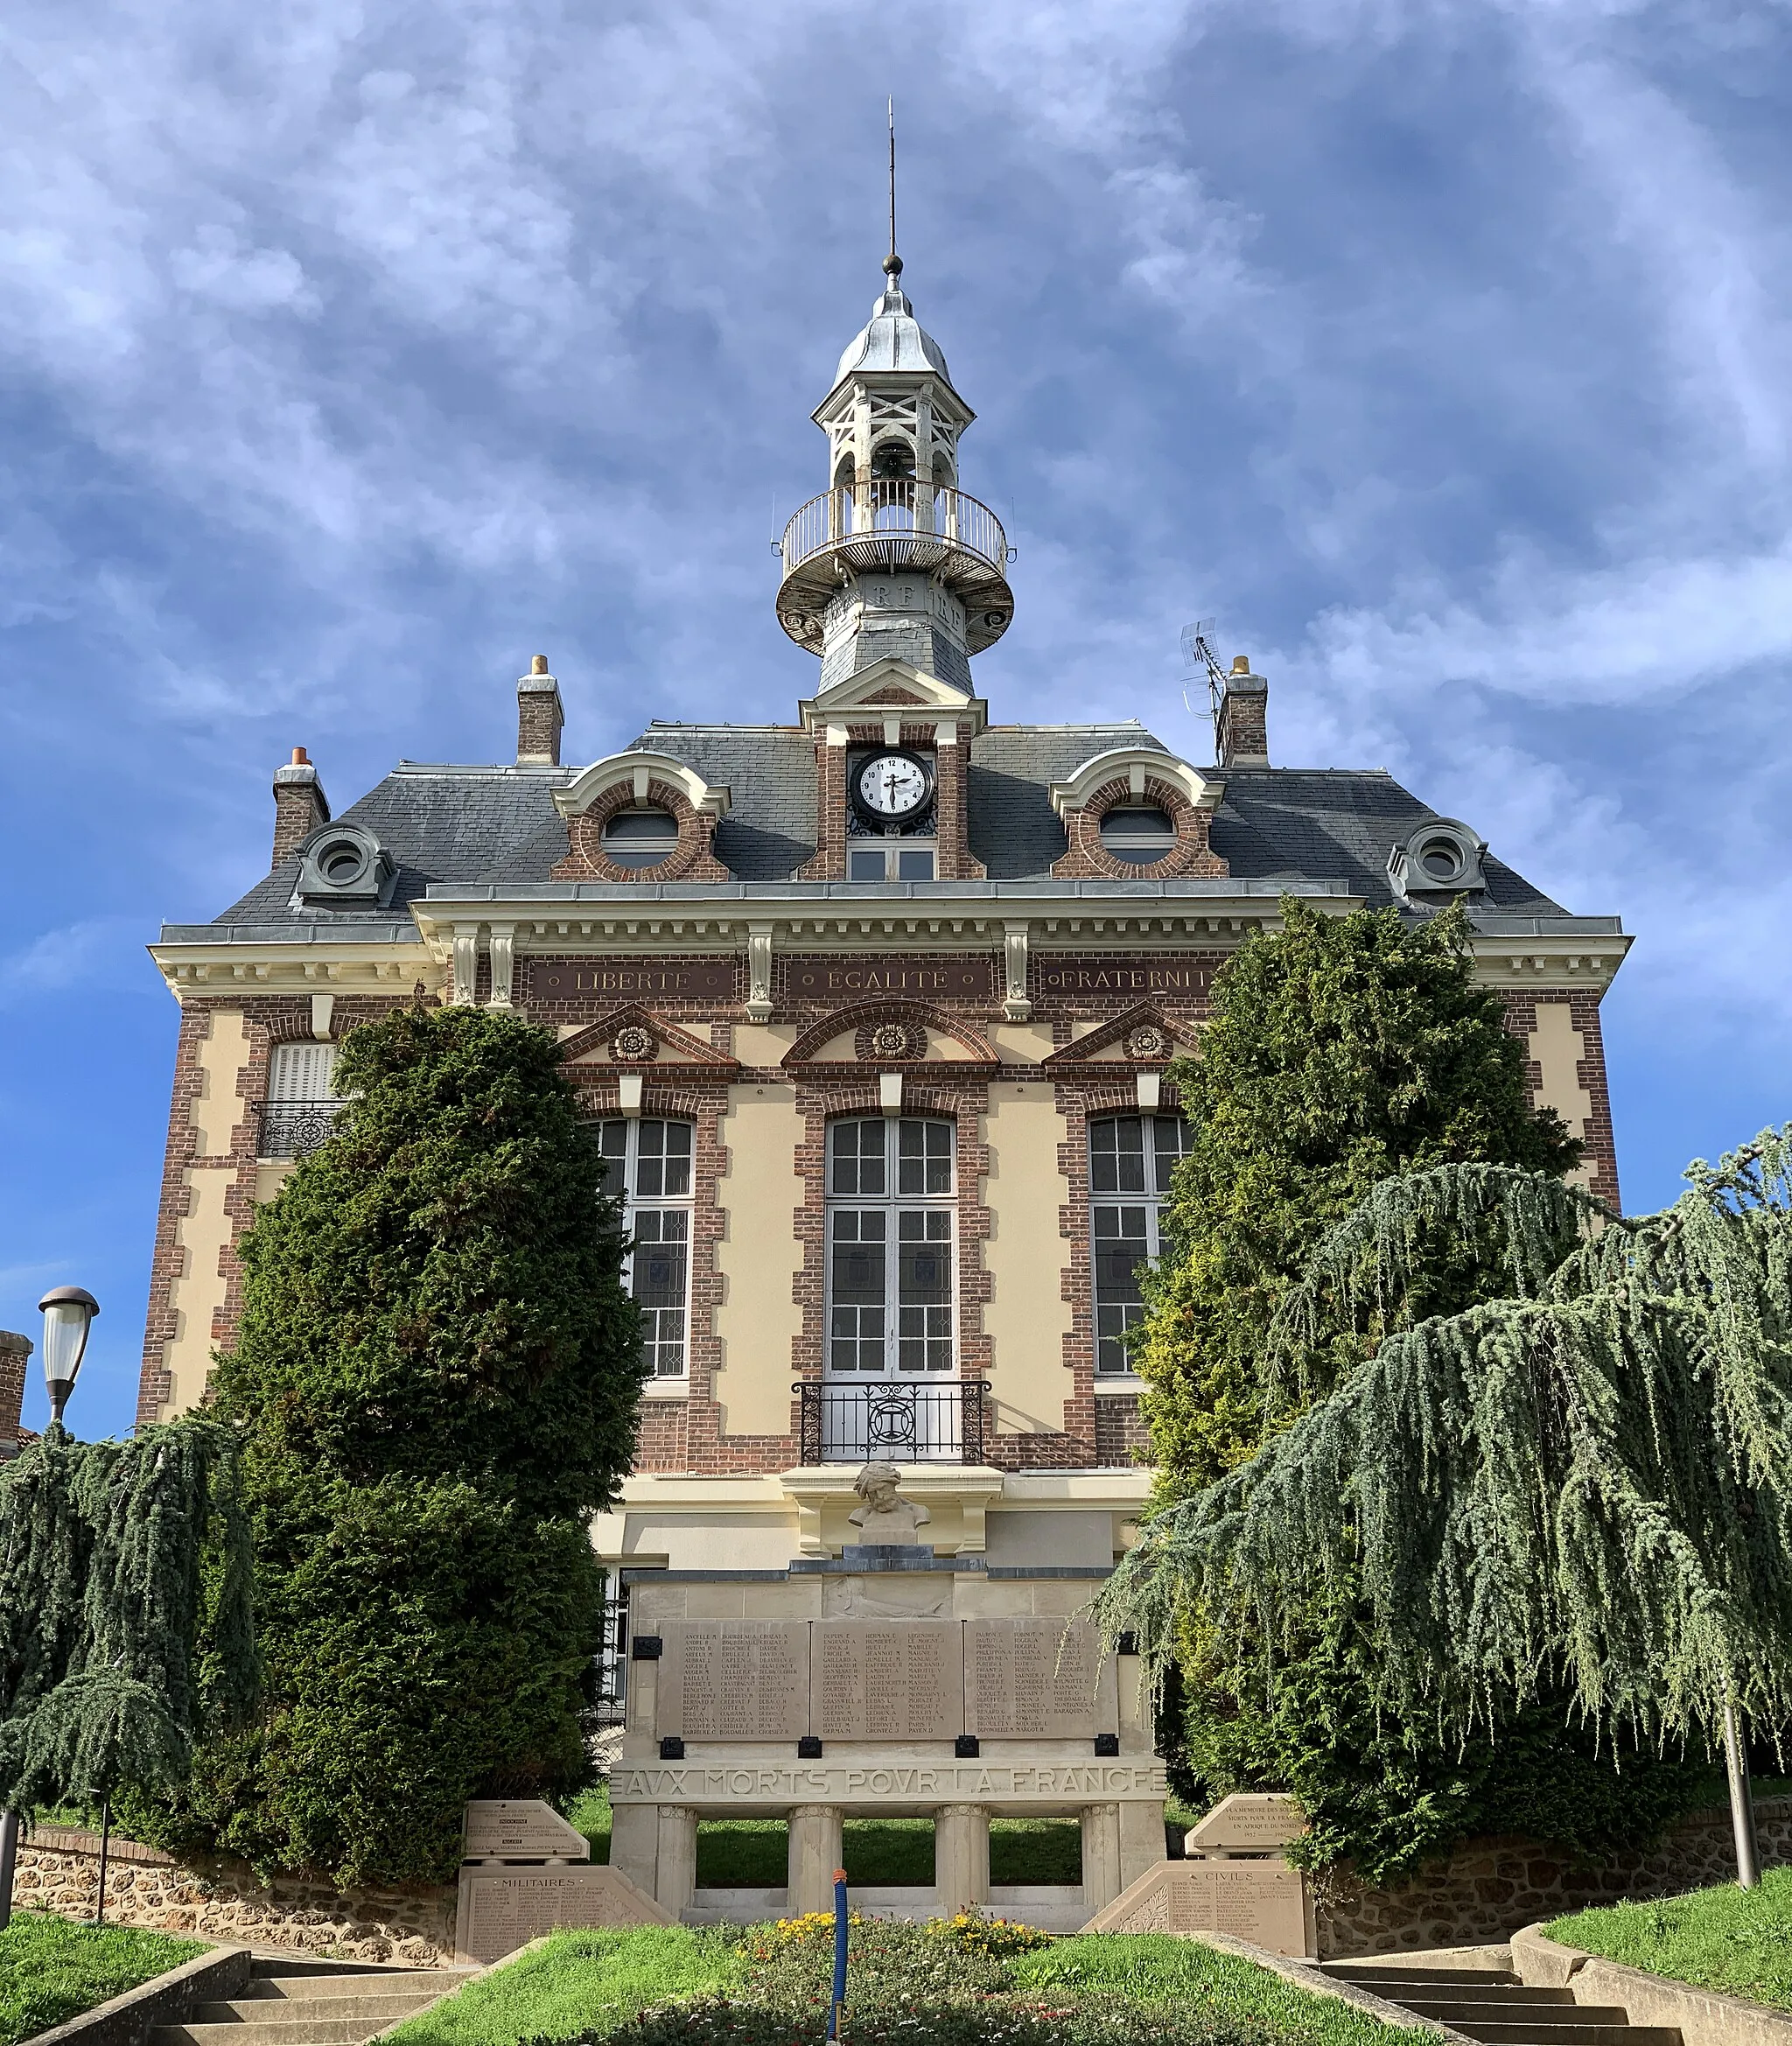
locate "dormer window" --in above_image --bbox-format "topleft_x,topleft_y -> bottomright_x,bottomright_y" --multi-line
601,809 -> 679,870
1099,806 -> 1176,867
1388,817 -> 1488,904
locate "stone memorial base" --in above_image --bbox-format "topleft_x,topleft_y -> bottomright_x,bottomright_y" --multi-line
1082,1857 -> 1316,1958
612,1532 -> 1169,1926
455,1863 -> 674,1963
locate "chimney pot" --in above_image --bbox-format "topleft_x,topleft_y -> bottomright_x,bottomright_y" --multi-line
290,746 -> 310,765
1231,655 -> 1250,675
531,654 -> 550,674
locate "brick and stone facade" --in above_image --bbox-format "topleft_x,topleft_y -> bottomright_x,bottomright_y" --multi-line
136,254 -> 1633,1578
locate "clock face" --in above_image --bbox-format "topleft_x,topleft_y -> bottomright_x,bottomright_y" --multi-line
856,753 -> 930,818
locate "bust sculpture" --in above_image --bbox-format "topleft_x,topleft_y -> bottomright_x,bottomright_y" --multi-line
847,1461 -> 932,1547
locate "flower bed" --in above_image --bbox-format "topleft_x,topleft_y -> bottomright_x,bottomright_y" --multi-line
392,1915 -> 1424,2046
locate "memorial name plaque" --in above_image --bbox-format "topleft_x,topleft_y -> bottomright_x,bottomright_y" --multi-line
463,1799 -> 589,1861
813,1622 -> 963,1741
457,1866 -> 673,1963
1034,956 -> 1212,1001
529,960 -> 738,1003
657,1621 -> 809,1741
967,1620 -> 1110,1739
1185,1791 -> 1305,1854
1084,1860 -> 1312,1957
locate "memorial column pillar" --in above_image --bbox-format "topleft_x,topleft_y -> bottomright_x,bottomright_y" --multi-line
655,1805 -> 698,1916
788,1805 -> 844,1916
1081,1803 -> 1122,1914
934,1804 -> 990,1916
1118,1798 -> 1168,1889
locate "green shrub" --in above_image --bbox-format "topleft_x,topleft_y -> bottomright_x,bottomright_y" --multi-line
140,1004 -> 645,1886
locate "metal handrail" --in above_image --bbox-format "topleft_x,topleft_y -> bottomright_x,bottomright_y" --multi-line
795,1378 -> 990,1466
780,483 -> 1006,579
256,1097 -> 343,1160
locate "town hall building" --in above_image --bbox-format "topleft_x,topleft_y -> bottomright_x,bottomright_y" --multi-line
137,250 -> 1628,1601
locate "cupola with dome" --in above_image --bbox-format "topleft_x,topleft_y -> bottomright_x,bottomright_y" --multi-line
775,244 -> 1014,692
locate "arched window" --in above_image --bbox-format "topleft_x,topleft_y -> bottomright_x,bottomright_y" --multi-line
1098,806 -> 1177,867
601,808 -> 679,871
827,1116 -> 955,1375
593,1118 -> 695,1377
1089,1112 -> 1190,1376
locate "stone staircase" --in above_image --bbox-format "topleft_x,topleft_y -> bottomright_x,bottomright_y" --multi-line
1322,1962 -> 1684,2046
155,1955 -> 480,2046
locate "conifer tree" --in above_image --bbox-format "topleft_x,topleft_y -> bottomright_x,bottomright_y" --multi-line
1136,896 -> 1578,1492
1096,1129 -> 1792,1778
1125,897 -> 1718,1881
0,1417 -> 255,1810
153,1002 -> 644,1887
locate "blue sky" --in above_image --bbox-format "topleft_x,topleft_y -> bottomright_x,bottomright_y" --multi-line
4,0 -> 1789,1441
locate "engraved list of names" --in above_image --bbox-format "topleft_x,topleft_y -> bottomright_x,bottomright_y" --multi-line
812,1622 -> 963,1741
967,1620 -> 1110,1738
657,1622 -> 809,1741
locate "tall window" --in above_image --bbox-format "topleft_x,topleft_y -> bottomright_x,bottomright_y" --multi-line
593,1118 -> 695,1377
1089,1113 -> 1191,1377
261,1041 -> 342,1158
827,1117 -> 955,1375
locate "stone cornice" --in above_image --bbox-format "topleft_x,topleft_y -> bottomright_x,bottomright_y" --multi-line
146,893 -> 1632,1001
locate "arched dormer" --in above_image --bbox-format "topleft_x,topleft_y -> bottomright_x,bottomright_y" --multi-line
1049,748 -> 1228,881
551,751 -> 732,883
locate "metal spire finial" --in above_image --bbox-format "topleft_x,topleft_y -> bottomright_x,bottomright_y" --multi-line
883,99 -> 903,285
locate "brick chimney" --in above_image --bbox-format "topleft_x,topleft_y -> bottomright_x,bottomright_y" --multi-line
0,1328 -> 32,1462
1215,656 -> 1269,768
273,747 -> 331,865
517,655 -> 564,766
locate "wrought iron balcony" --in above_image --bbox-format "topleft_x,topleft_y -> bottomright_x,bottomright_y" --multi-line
795,1378 -> 990,1467
775,481 -> 1014,655
256,1097 -> 343,1160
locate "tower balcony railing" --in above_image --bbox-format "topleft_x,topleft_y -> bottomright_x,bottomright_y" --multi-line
796,1378 -> 990,1466
780,481 -> 1008,582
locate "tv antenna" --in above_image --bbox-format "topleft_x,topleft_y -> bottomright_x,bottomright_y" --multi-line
1180,620 -> 1228,754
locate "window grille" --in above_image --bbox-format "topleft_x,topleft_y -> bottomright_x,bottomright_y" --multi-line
593,1118 -> 696,1377
1089,1113 -> 1190,1376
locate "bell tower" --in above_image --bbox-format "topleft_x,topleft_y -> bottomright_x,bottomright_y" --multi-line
774,185 -> 1013,692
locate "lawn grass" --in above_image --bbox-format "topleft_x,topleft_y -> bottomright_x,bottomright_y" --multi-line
393,1923 -> 1424,2046
563,1784 -> 1081,1888
386,1928 -> 743,2046
0,1911 -> 206,2046
1013,1934 -> 1423,2046
1547,1865 -> 1792,2013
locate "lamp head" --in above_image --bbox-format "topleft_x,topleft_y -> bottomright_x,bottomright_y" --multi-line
38,1286 -> 98,1426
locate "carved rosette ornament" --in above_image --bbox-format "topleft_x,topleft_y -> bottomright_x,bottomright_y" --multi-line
1124,1024 -> 1169,1061
870,1021 -> 918,1060
612,1025 -> 656,1062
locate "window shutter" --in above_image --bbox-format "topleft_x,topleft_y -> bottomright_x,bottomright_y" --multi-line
269,1041 -> 340,1101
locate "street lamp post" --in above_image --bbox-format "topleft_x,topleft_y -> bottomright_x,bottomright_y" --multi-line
0,1286 -> 100,1931
38,1286 -> 99,1428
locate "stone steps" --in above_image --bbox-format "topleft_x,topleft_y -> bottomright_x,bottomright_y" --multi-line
154,1958 -> 475,2046
1322,1962 -> 1685,2046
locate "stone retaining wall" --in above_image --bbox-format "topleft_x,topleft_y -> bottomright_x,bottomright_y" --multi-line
1316,1797 -> 1792,1958
13,1827 -> 456,1965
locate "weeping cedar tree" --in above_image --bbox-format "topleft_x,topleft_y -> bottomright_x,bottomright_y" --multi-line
136,1004 -> 646,1888
1097,1130 -> 1792,1874
0,1419 -> 256,1811
1127,898 -> 1717,1882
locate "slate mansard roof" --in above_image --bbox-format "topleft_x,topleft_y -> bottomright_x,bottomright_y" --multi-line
183,718 -> 1607,942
